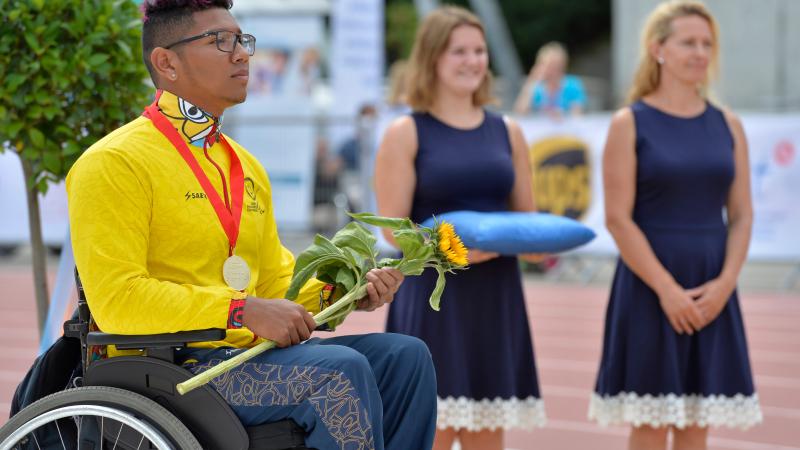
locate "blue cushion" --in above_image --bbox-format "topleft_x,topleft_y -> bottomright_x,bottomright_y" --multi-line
421,211 -> 595,254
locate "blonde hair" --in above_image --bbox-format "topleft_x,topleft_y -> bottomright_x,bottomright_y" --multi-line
627,0 -> 720,103
536,41 -> 568,66
386,60 -> 409,105
405,6 -> 494,111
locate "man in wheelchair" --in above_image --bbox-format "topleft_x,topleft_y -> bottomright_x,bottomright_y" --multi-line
39,1 -> 437,448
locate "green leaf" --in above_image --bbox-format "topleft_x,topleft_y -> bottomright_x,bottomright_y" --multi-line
349,212 -> 414,230
63,142 -> 82,156
87,54 -> 109,67
42,151 -> 61,174
315,262 -> 343,286
7,74 -> 26,91
286,234 -> 352,300
331,221 -> 376,261
81,77 -> 95,89
334,267 -> 356,292
28,128 -> 45,147
429,267 -> 447,311
342,247 -> 366,278
117,41 -> 132,59
407,245 -> 435,264
36,177 -> 49,194
392,228 -> 425,257
397,259 -> 426,276
377,257 -> 400,268
23,34 -> 42,54
7,121 -> 25,139
124,19 -> 141,30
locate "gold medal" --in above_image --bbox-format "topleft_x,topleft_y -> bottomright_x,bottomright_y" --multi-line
223,254 -> 251,291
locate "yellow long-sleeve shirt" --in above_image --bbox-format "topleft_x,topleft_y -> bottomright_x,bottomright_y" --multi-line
67,91 -> 331,353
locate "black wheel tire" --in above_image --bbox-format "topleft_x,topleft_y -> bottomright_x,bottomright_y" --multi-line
0,386 -> 201,450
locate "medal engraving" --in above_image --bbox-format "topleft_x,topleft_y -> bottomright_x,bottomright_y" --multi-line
223,255 -> 251,290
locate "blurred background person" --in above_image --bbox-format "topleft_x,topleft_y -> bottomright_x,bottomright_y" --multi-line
298,47 -> 322,95
337,104 -> 378,173
513,41 -> 587,118
385,59 -> 410,114
588,2 -> 762,449
312,137 -> 344,233
374,6 -> 545,450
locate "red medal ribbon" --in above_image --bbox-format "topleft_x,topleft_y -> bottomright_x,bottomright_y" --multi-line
143,90 -> 244,255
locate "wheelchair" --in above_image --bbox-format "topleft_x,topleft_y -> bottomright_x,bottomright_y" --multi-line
0,273 -> 311,450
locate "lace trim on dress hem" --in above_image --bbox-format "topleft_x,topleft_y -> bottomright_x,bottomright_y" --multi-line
437,396 -> 547,431
588,392 -> 763,430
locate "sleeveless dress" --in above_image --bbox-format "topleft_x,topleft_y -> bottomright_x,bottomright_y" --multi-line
385,111 -> 546,431
589,101 -> 763,429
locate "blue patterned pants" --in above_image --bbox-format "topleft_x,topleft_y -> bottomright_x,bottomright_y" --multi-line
181,333 -> 437,450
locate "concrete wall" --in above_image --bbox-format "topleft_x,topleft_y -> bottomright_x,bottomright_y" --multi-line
613,0 -> 800,111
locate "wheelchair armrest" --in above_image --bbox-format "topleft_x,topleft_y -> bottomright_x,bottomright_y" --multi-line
86,328 -> 226,350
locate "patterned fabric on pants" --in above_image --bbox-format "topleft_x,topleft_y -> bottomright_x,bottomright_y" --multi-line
180,333 -> 437,450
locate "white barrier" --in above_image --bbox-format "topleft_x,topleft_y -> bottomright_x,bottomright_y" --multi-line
514,113 -> 800,262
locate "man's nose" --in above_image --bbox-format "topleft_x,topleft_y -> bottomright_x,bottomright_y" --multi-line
232,40 -> 250,63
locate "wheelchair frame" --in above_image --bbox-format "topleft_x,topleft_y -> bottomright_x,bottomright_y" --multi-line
0,272 -> 309,450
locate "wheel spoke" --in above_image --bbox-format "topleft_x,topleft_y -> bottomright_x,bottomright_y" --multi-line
112,421 -> 123,450
3,391 -> 186,450
55,419 -> 66,450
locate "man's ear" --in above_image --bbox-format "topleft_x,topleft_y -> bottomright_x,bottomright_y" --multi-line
150,47 -> 181,83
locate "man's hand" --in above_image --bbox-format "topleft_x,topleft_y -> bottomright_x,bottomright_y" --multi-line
357,268 -> 404,311
242,297 -> 316,347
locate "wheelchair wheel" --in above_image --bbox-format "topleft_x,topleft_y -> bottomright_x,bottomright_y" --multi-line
0,386 -> 201,450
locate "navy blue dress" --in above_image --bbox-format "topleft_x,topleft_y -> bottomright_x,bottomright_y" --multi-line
589,101 -> 762,429
386,111 -> 545,431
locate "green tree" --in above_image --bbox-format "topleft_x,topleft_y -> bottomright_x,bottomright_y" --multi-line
0,0 -> 150,337
385,1 -> 418,65
384,0 -> 611,73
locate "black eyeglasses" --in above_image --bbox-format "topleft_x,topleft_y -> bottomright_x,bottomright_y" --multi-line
164,30 -> 256,56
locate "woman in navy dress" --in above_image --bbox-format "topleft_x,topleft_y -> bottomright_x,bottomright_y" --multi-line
589,2 -> 762,449
373,6 -> 545,450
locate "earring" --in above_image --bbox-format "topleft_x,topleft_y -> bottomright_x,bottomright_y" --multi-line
657,56 -> 665,65
170,72 -> 177,80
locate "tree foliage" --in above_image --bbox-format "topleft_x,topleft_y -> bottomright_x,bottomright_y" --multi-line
384,0 -> 611,71
0,0 -> 150,192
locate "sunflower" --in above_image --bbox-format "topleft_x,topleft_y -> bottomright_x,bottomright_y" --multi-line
437,221 -> 468,266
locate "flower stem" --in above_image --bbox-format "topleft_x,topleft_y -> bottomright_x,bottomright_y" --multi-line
176,282 -> 368,395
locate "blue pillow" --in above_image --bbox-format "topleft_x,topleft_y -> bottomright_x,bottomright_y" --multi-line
421,211 -> 595,255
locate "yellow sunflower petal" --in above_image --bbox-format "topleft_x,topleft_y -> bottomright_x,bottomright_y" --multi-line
441,234 -> 468,266
437,222 -> 455,253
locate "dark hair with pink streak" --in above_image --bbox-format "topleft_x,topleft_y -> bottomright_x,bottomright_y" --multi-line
141,0 -> 233,83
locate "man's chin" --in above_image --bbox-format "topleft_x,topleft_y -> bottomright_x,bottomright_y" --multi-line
224,91 -> 248,106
